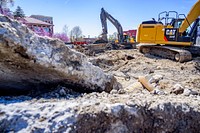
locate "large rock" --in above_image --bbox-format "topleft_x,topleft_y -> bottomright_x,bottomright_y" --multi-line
0,15 -> 120,95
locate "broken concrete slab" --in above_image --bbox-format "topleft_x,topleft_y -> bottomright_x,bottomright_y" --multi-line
0,15 -> 121,95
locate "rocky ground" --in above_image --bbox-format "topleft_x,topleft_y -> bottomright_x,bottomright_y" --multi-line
1,48 -> 200,132
90,49 -> 200,94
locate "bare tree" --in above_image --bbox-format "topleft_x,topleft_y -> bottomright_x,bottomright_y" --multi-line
0,0 -> 14,14
112,32 -> 118,40
70,26 -> 82,39
62,25 -> 69,36
69,30 -> 74,42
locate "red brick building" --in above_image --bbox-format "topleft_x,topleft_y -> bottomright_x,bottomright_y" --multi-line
123,29 -> 137,38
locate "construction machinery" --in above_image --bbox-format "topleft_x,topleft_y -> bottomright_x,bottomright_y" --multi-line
99,8 -> 135,49
137,0 -> 200,62
79,8 -> 136,56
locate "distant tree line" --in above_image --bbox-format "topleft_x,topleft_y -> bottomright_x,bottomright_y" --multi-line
53,25 -> 83,43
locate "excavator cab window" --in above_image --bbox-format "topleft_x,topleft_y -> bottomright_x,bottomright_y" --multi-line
123,34 -> 129,43
177,19 -> 199,43
170,19 -> 184,28
185,21 -> 195,36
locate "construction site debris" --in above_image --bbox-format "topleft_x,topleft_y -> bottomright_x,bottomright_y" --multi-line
183,88 -> 199,96
88,49 -> 200,96
0,15 -> 121,95
124,81 -> 144,93
151,88 -> 166,95
171,84 -> 184,95
149,74 -> 163,84
1,5 -> 200,131
138,76 -> 154,92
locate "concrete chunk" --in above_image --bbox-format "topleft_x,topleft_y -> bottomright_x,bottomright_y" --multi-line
0,15 -> 121,95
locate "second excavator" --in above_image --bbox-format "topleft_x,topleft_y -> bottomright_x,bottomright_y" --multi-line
137,0 -> 200,62
98,8 -> 135,49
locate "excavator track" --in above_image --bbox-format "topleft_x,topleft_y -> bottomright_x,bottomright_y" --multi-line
184,46 -> 200,57
139,45 -> 192,63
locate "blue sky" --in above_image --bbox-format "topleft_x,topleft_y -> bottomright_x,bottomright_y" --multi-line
10,0 -> 197,37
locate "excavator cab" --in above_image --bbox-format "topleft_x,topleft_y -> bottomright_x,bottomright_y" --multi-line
123,34 -> 135,43
123,33 -> 129,43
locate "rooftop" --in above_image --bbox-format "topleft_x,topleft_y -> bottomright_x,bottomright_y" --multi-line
23,17 -> 53,26
30,15 -> 53,19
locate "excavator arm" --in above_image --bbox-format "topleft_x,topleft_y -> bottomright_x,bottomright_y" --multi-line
100,8 -> 108,42
100,8 -> 124,43
179,0 -> 200,33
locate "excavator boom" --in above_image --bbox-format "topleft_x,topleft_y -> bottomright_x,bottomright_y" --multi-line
179,0 -> 200,33
100,8 -> 108,42
100,8 -> 124,43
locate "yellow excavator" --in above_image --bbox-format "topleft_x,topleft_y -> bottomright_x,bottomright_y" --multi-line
137,0 -> 200,62
98,8 -> 135,49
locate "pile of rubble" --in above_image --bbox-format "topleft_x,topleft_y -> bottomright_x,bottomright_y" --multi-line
1,14 -> 200,132
0,14 -> 120,95
89,50 -> 200,96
